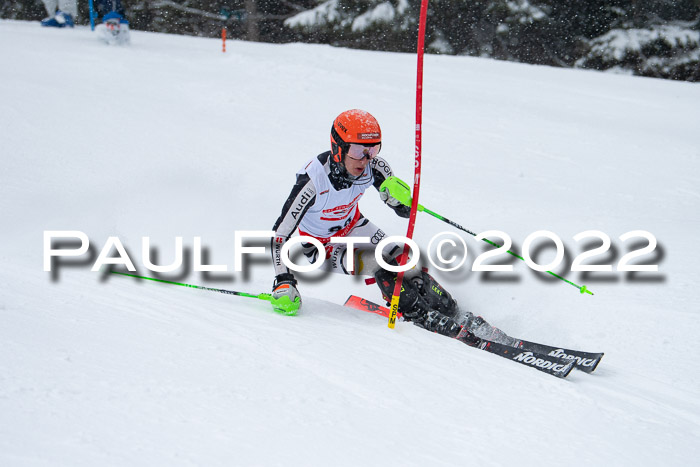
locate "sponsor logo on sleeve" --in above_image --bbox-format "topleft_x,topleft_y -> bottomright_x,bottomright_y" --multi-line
273,239 -> 283,267
372,159 -> 392,177
291,188 -> 314,220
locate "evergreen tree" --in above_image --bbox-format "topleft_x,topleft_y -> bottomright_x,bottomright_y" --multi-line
2,0 -> 698,81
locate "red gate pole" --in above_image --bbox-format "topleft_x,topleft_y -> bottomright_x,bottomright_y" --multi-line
388,0 -> 429,328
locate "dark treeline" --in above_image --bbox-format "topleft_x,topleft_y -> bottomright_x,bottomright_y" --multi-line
3,0 -> 699,81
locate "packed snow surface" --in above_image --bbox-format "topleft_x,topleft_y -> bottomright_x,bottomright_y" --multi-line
1,19 -> 700,466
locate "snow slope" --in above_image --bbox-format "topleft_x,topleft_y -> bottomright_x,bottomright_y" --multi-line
1,19 -> 700,466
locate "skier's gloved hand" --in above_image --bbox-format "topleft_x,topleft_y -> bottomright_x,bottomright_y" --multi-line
379,187 -> 402,207
379,176 -> 412,206
270,273 -> 301,316
379,176 -> 414,218
380,190 -> 411,218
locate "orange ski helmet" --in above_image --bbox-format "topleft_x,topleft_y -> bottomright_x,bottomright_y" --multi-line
330,109 -> 382,163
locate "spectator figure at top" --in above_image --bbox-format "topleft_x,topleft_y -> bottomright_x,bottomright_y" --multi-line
40,0 -> 77,28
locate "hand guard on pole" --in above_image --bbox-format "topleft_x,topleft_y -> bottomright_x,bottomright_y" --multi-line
271,273 -> 301,316
379,177 -> 413,218
380,176 -> 426,208
380,176 -> 422,219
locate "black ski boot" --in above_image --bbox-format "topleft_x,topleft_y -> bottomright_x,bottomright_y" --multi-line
409,269 -> 458,318
374,268 -> 462,338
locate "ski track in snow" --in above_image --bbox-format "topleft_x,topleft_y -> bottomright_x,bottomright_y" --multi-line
1,19 -> 700,466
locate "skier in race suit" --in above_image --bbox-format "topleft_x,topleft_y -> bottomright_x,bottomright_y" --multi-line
269,109 -> 482,341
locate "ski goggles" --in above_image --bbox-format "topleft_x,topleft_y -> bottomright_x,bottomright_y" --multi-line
345,142 -> 381,161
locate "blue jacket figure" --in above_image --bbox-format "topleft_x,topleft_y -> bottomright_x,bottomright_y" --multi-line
40,0 -> 77,27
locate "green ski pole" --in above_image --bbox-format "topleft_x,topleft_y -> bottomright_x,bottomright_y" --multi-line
110,271 -> 300,314
379,177 -> 593,296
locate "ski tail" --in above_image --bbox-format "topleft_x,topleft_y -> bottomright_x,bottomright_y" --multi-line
344,295 -> 399,319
